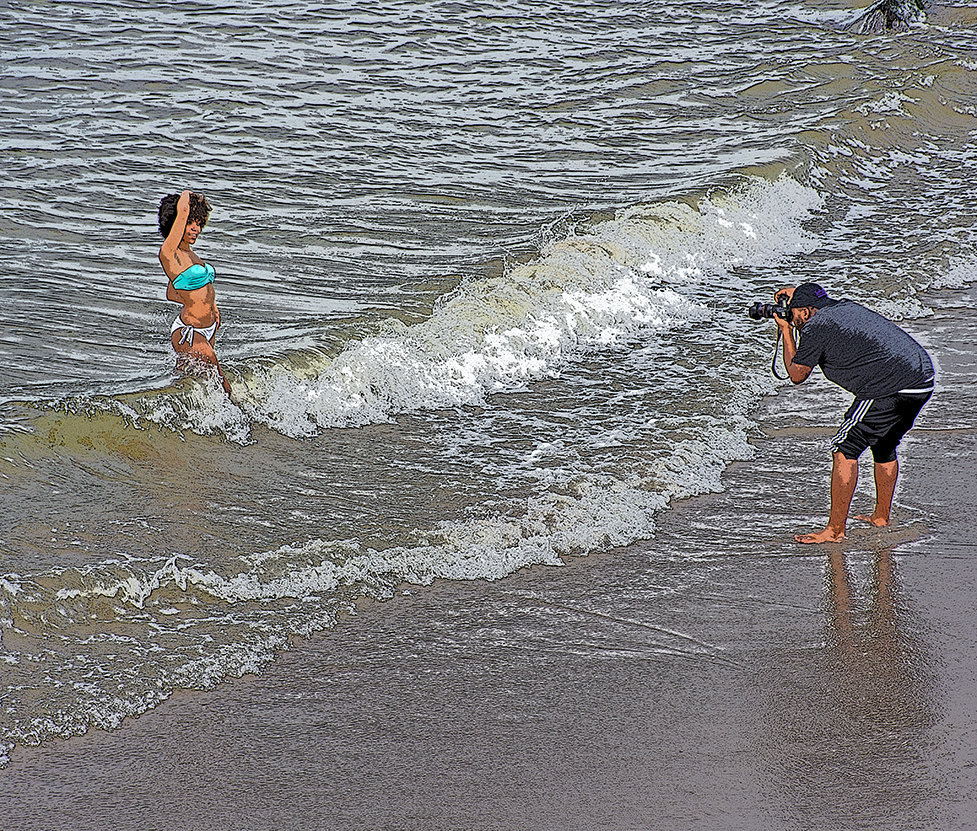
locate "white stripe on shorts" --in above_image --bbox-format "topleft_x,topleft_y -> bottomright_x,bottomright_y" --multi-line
831,398 -> 874,452
899,375 -> 935,395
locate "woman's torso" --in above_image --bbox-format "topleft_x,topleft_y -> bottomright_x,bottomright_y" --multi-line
166,255 -> 218,327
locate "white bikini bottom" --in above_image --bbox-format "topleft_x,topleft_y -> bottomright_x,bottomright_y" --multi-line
170,314 -> 218,346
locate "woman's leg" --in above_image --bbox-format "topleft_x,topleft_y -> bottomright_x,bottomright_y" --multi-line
171,330 -> 231,396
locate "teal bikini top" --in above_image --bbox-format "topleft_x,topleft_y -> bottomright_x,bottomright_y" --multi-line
172,262 -> 215,291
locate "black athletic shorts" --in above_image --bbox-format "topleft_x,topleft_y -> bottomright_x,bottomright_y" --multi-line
831,391 -> 932,463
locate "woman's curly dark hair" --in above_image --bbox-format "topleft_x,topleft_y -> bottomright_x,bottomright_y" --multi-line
157,191 -> 212,238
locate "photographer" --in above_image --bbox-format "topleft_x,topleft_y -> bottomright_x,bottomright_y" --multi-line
771,283 -> 934,544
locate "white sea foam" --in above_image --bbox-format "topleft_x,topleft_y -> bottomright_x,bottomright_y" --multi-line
5,422 -> 749,616
211,175 -> 821,439
937,256 -> 977,291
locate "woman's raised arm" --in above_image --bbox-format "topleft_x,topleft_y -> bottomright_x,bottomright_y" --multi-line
158,190 -> 192,275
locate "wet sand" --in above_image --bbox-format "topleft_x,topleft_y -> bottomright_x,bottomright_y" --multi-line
2,297 -> 976,831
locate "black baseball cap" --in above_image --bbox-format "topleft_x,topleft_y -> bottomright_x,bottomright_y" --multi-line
789,282 -> 834,309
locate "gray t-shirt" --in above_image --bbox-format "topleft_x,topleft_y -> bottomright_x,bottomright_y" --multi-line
793,300 -> 934,399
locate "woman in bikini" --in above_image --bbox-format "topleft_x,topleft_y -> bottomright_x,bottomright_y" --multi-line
157,189 -> 231,396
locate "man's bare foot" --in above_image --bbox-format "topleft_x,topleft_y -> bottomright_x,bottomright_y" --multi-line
855,514 -> 889,527
794,528 -> 846,544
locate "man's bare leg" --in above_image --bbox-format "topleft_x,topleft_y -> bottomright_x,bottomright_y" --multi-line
796,452 -> 859,544
855,459 -> 898,527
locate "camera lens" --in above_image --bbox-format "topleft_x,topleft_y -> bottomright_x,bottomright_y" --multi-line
747,302 -> 772,320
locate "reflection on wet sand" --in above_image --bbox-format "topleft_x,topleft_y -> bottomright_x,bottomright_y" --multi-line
825,548 -> 929,730
762,546 -> 937,829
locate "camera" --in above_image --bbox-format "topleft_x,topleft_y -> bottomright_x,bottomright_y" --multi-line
747,302 -> 792,322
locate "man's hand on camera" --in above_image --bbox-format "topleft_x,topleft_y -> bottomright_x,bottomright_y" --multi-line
774,310 -> 793,333
774,286 -> 795,306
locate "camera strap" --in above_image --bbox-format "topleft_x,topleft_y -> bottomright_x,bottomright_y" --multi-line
771,329 -> 790,381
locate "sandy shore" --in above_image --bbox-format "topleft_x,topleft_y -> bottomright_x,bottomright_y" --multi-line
2,295 -> 976,831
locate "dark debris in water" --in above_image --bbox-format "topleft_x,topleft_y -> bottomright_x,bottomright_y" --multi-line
854,0 -> 927,34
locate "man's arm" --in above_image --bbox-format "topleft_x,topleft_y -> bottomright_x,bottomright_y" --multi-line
776,316 -> 813,384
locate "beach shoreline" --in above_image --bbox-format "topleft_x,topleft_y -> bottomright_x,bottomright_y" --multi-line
2,297 -> 975,831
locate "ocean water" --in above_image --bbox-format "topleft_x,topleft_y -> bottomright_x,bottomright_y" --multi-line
1,0 -> 976,765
